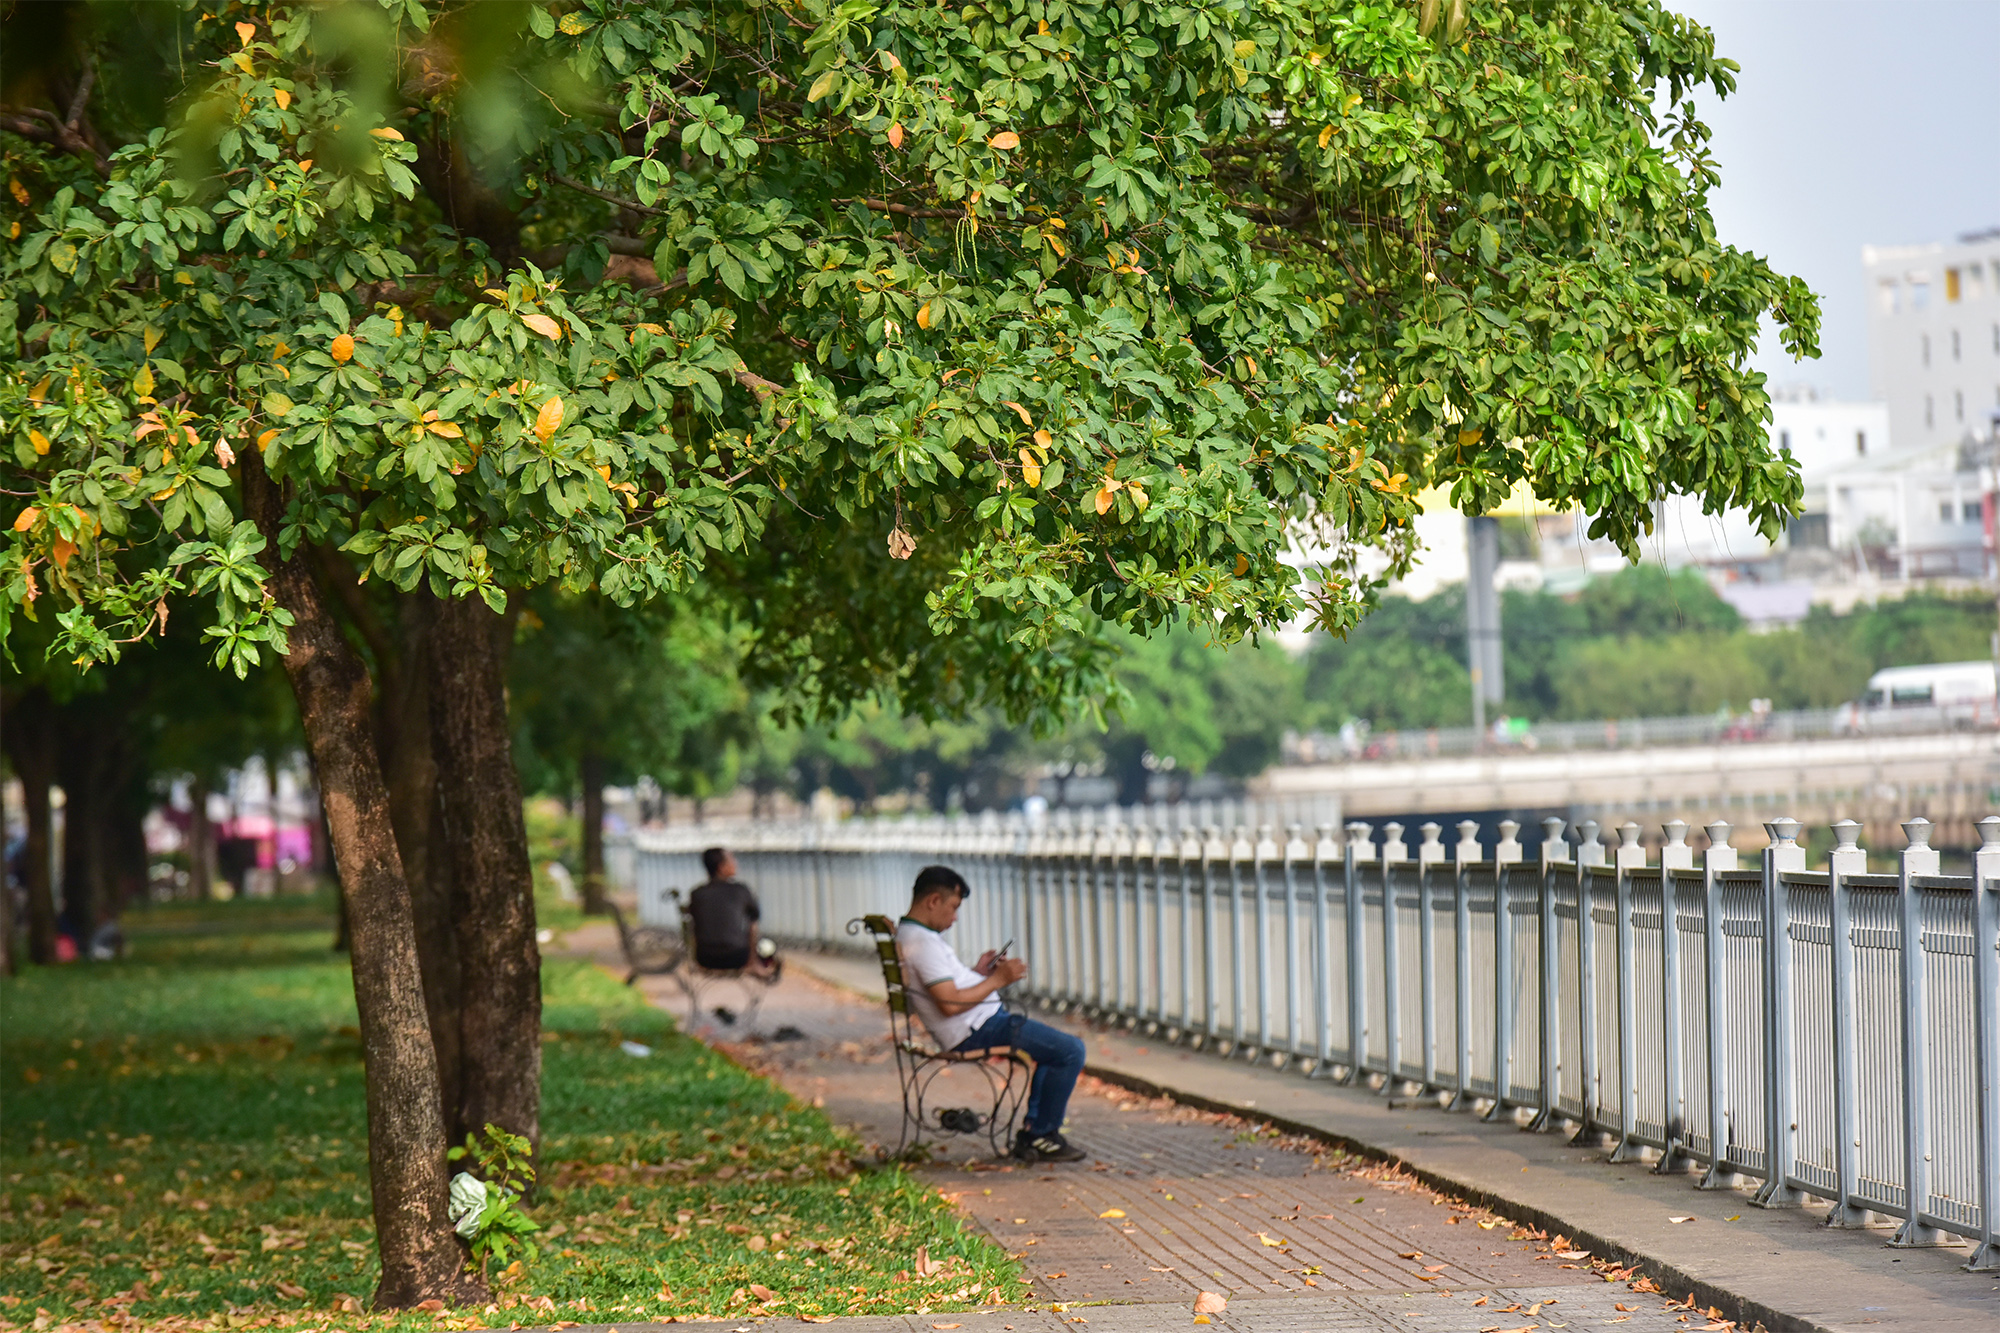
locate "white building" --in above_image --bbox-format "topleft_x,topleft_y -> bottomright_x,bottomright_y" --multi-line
1864,229 -> 2000,451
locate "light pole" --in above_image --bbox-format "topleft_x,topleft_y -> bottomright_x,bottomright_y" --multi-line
1466,514 -> 1504,740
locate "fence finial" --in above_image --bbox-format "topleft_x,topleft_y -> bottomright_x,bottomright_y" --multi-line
1418,821 -> 1445,864
1976,816 -> 2000,884
1704,820 -> 1737,872
1382,821 -> 1408,863
1616,821 -> 1647,869
1900,817 -> 1940,876
1496,819 -> 1522,864
1576,819 -> 1606,867
1764,817 -> 1805,872
1540,816 -> 1570,864
1661,819 -> 1693,870
1829,819 -> 1866,875
1313,822 -> 1336,858
1346,820 -> 1375,863
1455,820 -> 1483,865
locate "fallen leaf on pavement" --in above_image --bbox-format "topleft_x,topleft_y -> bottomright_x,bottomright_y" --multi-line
1098,1209 -> 1125,1219
274,1282 -> 307,1300
1668,1216 -> 1694,1224
1193,1292 -> 1227,1315
1255,1232 -> 1287,1247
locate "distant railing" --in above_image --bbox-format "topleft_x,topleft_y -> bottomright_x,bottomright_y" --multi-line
634,813 -> 2000,1266
1285,701 -> 2000,764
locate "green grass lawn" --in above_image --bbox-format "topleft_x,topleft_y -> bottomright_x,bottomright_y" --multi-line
0,899 -> 1024,1330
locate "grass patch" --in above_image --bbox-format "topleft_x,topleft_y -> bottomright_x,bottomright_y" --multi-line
0,902 -> 1024,1330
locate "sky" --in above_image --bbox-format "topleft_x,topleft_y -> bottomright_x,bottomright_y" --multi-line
1671,0 -> 2000,403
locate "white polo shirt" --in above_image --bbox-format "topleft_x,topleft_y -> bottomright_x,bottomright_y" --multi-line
894,916 -> 1001,1051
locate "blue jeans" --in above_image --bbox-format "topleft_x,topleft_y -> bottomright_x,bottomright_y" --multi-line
956,1009 -> 1085,1137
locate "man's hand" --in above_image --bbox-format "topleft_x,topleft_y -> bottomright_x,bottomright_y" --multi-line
993,956 -> 1028,986
975,949 -> 999,975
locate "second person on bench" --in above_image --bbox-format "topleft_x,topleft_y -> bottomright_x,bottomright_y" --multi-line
895,864 -> 1088,1163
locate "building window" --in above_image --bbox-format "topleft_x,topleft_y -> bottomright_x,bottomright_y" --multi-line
1953,329 -> 1962,360
1856,430 -> 1867,455
1966,501 -> 1983,523
1922,333 -> 1931,366
1881,280 -> 1901,313
1942,501 -> 1956,522
1947,268 -> 1963,302
1926,394 -> 1935,427
1779,429 -> 1791,452
1912,278 -> 1932,310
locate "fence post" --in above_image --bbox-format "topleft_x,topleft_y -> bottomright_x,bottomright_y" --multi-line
1967,816 -> 2000,1271
1228,825 -> 1250,1056
1657,819 -> 1696,1174
1699,820 -> 1741,1189
1826,818 -> 1876,1227
1345,821 -> 1374,1084
1284,824 -> 1305,1064
1448,820 -> 1481,1111
1571,819 -> 1608,1146
1179,825 -> 1199,1042
1253,824 -> 1275,1060
1201,826 -> 1221,1048
1528,817 -> 1568,1131
1313,823 -> 1338,1076
1109,825 -> 1128,1023
1380,821 -> 1407,1094
1890,817 -> 1943,1247
1485,819 -> 1522,1121
1418,822 -> 1443,1093
1149,825 -> 1168,1034
1610,823 -> 1648,1163
1754,817 -> 1807,1208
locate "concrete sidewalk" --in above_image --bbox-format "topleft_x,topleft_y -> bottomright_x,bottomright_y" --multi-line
786,949 -> 2000,1333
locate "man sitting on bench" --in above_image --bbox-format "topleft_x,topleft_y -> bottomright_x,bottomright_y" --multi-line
896,864 -> 1088,1163
689,847 -> 779,978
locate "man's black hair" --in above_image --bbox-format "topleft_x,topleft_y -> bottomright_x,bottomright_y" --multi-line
702,847 -> 730,879
911,864 -> 969,904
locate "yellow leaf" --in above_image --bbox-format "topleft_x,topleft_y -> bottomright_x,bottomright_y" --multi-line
1094,486 -> 1114,515
559,10 -> 593,34
29,429 -> 51,456
230,51 -> 254,74
12,507 -> 39,532
143,326 -> 164,355
369,127 -> 404,141
989,130 -> 1021,150
7,177 -> 28,206
255,429 -> 278,452
1033,428 -> 1052,448
1019,449 -> 1042,488
879,49 -> 902,71
521,312 -> 564,341
28,375 -> 52,402
1038,18 -> 1050,34
807,69 -> 839,103
330,333 -> 354,363
596,465 -> 611,481
1457,427 -> 1484,448
1234,554 -> 1250,576
916,302 -> 933,329
1002,400 -> 1032,426
1098,1209 -> 1125,1219
1129,484 -> 1148,512
234,20 -> 256,45
1318,125 -> 1334,149
51,536 -> 75,570
535,396 -> 565,443
1256,1232 -> 1286,1247
887,122 -> 905,150
427,421 -> 463,438
275,88 -> 291,111
133,365 -> 155,398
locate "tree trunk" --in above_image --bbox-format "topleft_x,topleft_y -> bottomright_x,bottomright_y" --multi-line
381,589 -> 464,1142
428,594 -> 542,1158
244,453 -> 482,1309
57,712 -> 113,943
580,749 -> 607,916
187,775 -> 216,902
5,697 -> 60,965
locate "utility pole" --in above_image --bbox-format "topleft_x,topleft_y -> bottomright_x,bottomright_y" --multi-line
1466,514 -> 1504,741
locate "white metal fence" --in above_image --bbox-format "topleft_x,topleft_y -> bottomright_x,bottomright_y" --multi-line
633,811 -> 2000,1267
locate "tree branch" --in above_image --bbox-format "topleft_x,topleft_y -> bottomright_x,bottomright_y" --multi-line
837,197 -> 965,220
0,105 -> 109,175
550,173 -> 669,218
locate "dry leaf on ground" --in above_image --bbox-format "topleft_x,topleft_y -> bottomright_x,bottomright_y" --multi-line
1193,1291 -> 1227,1314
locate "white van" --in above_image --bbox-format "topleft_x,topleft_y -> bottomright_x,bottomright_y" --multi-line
1839,660 -> 1999,733
1860,661 -> 1998,708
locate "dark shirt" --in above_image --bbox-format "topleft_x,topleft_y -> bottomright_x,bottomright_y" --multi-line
688,877 -> 760,957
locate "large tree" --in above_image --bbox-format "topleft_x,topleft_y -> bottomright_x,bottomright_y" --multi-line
3,0 -> 1813,1307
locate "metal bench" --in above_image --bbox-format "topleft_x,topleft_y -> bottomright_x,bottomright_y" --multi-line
605,900 -> 682,985
848,913 -> 1028,1158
